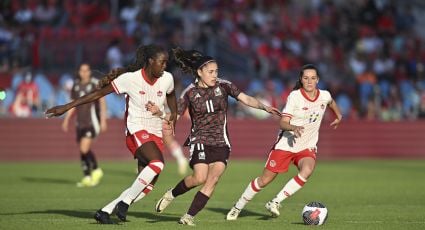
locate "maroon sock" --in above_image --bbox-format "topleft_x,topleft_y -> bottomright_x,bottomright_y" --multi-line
172,179 -> 192,197
187,192 -> 210,216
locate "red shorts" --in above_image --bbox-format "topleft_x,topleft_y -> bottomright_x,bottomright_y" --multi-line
265,148 -> 316,173
126,130 -> 164,156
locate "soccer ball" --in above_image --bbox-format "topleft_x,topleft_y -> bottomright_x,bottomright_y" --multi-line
302,202 -> 328,225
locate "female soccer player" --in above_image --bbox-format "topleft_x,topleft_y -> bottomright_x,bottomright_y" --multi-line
62,63 -> 107,187
154,48 -> 281,226
46,44 -> 178,224
225,64 -> 343,220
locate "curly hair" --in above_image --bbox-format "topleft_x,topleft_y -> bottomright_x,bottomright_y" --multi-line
172,47 -> 215,78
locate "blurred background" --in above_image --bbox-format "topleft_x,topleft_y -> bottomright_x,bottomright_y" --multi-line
1,0 -> 425,160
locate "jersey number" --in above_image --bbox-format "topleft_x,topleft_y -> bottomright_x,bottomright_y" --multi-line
206,100 -> 214,113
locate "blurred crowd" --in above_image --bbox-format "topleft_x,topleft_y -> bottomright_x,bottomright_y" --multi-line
1,0 -> 425,121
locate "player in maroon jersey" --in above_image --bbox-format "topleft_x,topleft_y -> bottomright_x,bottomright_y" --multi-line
62,63 -> 107,187
154,48 -> 281,226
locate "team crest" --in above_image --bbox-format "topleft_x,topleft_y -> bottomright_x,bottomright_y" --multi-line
198,151 -> 206,160
214,87 -> 222,96
157,91 -> 163,96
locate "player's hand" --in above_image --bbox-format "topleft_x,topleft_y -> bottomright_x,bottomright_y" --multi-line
330,117 -> 342,129
264,105 -> 282,117
145,101 -> 162,116
45,105 -> 69,118
292,125 -> 304,138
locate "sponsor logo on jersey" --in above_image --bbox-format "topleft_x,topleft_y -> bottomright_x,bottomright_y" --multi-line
284,191 -> 291,197
157,91 -> 163,96
269,160 -> 276,167
139,90 -> 145,95
141,134 -> 149,139
302,107 -> 309,110
214,87 -> 222,96
198,151 -> 206,160
138,178 -> 148,185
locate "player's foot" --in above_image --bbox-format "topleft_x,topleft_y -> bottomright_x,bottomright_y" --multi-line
155,189 -> 174,213
265,201 -> 281,217
115,201 -> 129,221
178,213 -> 195,226
91,168 -> 104,186
177,159 -> 188,176
94,209 -> 114,224
76,176 -> 93,187
226,206 -> 241,220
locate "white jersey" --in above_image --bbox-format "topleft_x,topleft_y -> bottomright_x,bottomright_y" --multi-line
274,88 -> 332,153
111,69 -> 174,137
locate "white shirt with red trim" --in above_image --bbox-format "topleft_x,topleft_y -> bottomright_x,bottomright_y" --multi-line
275,88 -> 332,153
111,69 -> 174,137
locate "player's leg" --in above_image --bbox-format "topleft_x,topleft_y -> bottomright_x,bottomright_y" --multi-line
77,134 -> 93,187
162,117 -> 187,175
179,162 -> 226,226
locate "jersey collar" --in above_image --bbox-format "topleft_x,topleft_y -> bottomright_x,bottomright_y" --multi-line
141,69 -> 158,86
300,88 -> 320,102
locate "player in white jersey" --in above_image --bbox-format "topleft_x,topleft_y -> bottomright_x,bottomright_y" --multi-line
46,45 -> 178,224
226,64 -> 343,220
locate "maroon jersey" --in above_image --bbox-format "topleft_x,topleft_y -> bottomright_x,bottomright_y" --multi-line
71,78 -> 101,130
178,78 -> 241,147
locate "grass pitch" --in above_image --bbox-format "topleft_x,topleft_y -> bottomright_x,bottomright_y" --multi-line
0,159 -> 424,230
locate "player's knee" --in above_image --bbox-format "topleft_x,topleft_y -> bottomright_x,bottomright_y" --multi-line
192,174 -> 207,186
148,160 -> 164,174
300,166 -> 314,179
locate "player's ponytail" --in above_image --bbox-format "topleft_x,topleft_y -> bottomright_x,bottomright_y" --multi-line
293,64 -> 320,90
172,47 -> 215,79
98,44 -> 165,88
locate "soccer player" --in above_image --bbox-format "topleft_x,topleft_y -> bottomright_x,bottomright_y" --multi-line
226,64 -> 343,220
46,44 -> 177,224
154,48 -> 281,226
62,63 -> 107,187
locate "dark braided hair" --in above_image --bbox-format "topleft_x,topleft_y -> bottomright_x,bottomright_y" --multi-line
98,44 -> 166,88
293,64 -> 320,90
172,47 -> 215,79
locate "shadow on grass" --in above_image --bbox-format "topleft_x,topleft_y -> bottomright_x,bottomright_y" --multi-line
21,177 -> 75,185
291,222 -> 306,225
206,207 -> 271,220
129,211 -> 180,223
0,209 -> 93,219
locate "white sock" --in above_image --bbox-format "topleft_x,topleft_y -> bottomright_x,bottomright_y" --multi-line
235,177 -> 262,210
122,160 -> 164,205
101,188 -> 130,214
272,174 -> 307,203
133,184 -> 154,203
169,140 -> 186,162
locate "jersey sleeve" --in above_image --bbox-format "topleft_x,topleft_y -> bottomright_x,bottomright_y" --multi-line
166,73 -> 174,94
324,90 -> 333,104
221,80 -> 241,99
111,72 -> 132,94
177,92 -> 189,116
282,91 -> 296,118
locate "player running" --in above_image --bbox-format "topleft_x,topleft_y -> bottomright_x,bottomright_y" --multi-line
226,64 -> 343,220
62,63 -> 107,187
154,48 -> 281,226
46,44 -> 177,224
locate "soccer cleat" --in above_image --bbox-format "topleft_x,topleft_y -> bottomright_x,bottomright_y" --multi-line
115,201 -> 129,221
155,189 -> 174,213
94,209 -> 114,224
76,176 -> 93,187
91,168 -> 104,186
178,213 -> 195,226
226,206 -> 241,220
265,201 -> 281,217
177,159 -> 188,176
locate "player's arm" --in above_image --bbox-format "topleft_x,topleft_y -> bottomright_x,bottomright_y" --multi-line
166,90 -> 178,128
236,92 -> 281,117
46,84 -> 114,118
328,99 -> 342,129
279,115 -> 304,138
99,96 -> 108,132
61,107 -> 75,132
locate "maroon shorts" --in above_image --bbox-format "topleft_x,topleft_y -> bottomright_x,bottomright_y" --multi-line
76,126 -> 98,142
189,143 -> 230,168
265,148 -> 316,173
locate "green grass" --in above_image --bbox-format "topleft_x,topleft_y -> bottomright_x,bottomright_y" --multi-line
0,159 -> 424,229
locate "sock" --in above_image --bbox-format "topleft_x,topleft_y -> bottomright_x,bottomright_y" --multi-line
272,174 -> 307,203
80,153 -> 91,176
169,140 -> 185,162
101,188 -> 130,214
187,191 -> 210,216
122,160 -> 164,205
235,177 -> 262,210
172,179 -> 192,197
133,184 -> 154,203
86,150 -> 98,170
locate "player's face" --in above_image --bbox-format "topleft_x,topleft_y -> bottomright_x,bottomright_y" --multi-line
150,52 -> 168,78
301,69 -> 319,92
198,62 -> 218,87
79,64 -> 91,82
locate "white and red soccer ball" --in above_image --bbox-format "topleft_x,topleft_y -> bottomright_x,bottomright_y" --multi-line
302,202 -> 328,225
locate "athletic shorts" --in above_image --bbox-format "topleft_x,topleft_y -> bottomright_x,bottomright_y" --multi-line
189,143 -> 230,168
76,126 -> 98,142
265,148 -> 317,173
126,130 -> 164,156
